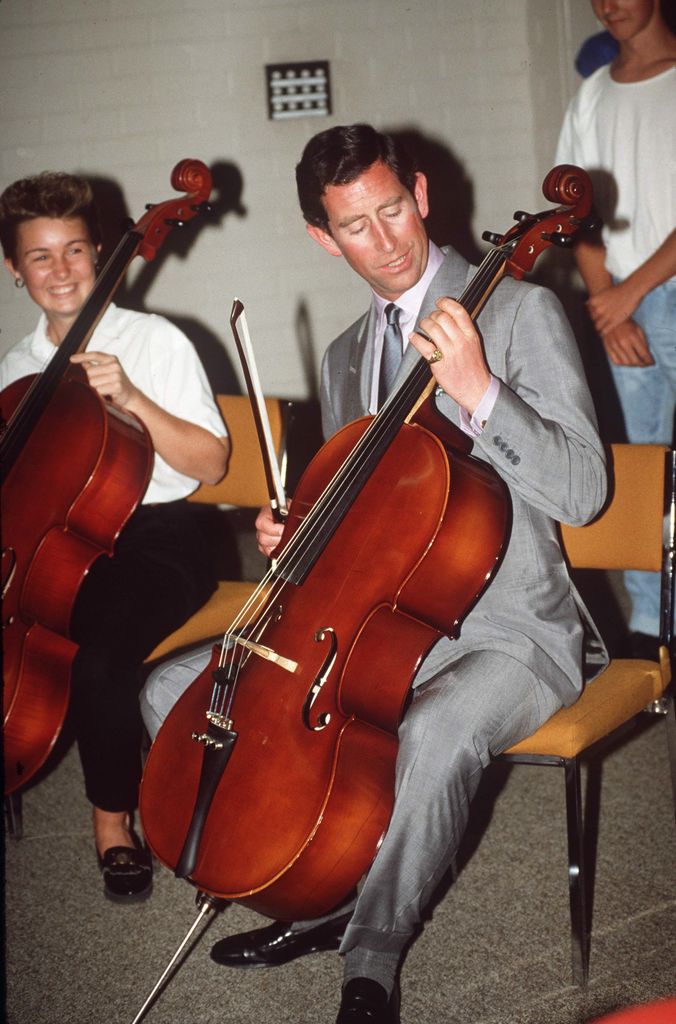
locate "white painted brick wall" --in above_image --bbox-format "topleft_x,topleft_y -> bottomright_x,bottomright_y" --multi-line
0,0 -> 599,397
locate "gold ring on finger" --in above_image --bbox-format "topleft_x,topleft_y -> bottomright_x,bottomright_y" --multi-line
427,348 -> 443,364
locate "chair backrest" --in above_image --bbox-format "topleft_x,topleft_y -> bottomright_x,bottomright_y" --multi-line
560,443 -> 668,572
188,395 -> 288,508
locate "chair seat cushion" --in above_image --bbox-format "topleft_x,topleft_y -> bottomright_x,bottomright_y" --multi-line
145,581 -> 259,662
504,658 -> 667,759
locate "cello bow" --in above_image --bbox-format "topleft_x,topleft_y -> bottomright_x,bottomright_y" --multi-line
229,298 -> 289,521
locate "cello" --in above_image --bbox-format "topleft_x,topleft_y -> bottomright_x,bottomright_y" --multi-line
1,159 -> 213,797
140,165 -> 594,921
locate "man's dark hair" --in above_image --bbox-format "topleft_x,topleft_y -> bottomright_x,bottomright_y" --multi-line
0,171 -> 101,264
295,124 -> 418,231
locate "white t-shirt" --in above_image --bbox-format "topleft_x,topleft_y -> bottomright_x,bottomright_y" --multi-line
555,64 -> 676,281
0,303 -> 227,504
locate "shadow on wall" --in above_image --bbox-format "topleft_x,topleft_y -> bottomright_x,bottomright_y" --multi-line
389,126 -> 484,266
384,124 -> 626,442
295,299 -> 318,402
289,299 -> 325,481
289,124 -> 629,450
90,163 -> 328,489
86,160 -> 247,395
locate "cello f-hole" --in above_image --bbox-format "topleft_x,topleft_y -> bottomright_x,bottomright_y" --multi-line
302,627 -> 337,732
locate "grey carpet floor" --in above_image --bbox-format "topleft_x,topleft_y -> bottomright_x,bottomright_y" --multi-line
3,708 -> 675,1024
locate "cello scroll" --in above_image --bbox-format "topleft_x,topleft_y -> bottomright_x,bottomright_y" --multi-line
482,163 -> 598,278
135,159 -> 212,261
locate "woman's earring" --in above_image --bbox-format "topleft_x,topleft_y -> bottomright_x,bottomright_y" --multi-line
15,277 -> 25,289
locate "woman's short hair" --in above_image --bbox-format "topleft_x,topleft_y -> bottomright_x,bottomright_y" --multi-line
295,124 -> 418,231
0,171 -> 101,264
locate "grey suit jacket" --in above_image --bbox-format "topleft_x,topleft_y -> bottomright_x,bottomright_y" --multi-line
319,247 -> 608,705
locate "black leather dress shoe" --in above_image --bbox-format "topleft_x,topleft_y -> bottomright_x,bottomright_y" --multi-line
336,978 -> 400,1023
99,845 -> 153,902
210,913 -> 351,968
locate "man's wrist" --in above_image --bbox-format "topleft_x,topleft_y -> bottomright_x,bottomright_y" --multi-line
459,375 -> 500,437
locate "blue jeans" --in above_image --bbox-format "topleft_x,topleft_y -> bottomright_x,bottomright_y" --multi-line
609,279 -> 676,636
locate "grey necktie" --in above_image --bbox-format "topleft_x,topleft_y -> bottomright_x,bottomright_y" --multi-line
378,303 -> 403,408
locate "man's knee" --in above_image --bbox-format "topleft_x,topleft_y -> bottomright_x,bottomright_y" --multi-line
140,644 -> 212,740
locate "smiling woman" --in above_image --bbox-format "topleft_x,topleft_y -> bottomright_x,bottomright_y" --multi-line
6,216 -> 100,343
0,171 -> 229,903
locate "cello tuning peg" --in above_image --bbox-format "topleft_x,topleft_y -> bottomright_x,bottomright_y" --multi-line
145,203 -> 156,211
512,210 -> 531,223
541,231 -> 574,248
572,213 -> 602,232
482,230 -> 503,245
191,201 -> 212,213
165,218 -> 185,228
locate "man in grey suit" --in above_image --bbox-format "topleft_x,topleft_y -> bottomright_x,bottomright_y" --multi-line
142,124 -> 607,1023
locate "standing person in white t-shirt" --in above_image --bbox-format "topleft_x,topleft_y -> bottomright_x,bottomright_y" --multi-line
556,0 -> 676,659
0,171 -> 229,901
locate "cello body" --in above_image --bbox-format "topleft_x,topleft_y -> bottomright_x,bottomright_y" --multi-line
1,159 -> 213,796
141,402 -> 509,919
1,371 -> 151,793
140,162 -> 594,922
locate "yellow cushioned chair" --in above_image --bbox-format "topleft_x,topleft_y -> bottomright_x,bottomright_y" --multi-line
145,394 -> 289,662
499,443 -> 676,986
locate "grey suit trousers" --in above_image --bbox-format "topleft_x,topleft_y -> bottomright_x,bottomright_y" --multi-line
141,642 -> 561,957
338,648 -> 561,955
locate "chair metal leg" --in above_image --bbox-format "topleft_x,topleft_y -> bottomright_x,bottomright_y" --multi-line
4,791 -> 23,840
664,688 -> 676,824
564,757 -> 589,986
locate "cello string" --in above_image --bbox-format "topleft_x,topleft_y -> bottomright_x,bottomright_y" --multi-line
247,247 -> 504,607
203,244 -> 511,721
268,246 -> 509,584
206,569 -> 278,713
207,569 -> 291,717
230,244 -> 506,620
